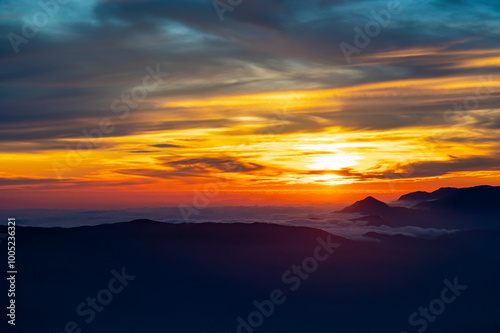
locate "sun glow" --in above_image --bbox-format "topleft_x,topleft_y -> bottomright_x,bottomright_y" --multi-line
307,154 -> 361,170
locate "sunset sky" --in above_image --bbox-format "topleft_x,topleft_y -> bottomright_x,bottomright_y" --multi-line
1,0 -> 500,208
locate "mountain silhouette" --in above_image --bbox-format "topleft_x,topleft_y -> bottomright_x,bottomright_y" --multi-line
2,221 -> 499,333
416,185 -> 500,212
338,196 -> 391,215
397,187 -> 459,203
337,185 -> 500,230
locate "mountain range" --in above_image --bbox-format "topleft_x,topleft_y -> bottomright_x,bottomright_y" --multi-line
1,219 -> 499,333
337,185 -> 500,230
2,185 -> 499,332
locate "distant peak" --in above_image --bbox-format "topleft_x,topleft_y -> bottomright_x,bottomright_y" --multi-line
433,187 -> 458,192
338,196 -> 390,214
363,196 -> 383,202
358,196 -> 389,207
399,187 -> 459,202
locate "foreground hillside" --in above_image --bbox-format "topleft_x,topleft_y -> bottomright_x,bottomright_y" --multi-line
1,221 -> 499,332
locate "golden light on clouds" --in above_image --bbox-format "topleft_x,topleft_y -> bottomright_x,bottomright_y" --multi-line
3,48 -> 500,207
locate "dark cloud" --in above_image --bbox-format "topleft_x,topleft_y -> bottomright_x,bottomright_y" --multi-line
468,110 -> 500,129
1,0 -> 500,143
150,143 -> 184,148
0,177 -> 68,186
332,154 -> 500,180
398,154 -> 500,178
116,156 -> 268,180
164,157 -> 265,173
128,150 -> 161,153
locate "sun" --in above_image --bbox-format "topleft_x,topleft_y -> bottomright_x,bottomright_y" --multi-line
308,153 -> 360,170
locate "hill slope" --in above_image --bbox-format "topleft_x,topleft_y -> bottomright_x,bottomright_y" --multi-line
2,221 -> 499,333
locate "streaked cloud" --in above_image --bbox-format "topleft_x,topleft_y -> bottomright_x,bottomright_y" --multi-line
2,0 -> 500,207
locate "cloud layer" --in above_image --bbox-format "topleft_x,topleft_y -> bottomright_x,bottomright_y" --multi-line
2,0 -> 500,206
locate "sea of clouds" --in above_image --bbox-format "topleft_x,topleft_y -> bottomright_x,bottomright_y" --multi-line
0,205 -> 455,240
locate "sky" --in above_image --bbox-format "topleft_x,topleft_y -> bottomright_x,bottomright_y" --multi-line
1,0 -> 500,209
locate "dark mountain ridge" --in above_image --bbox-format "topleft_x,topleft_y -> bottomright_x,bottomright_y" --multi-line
397,187 -> 459,203
337,185 -> 500,230
415,185 -> 500,212
1,220 -> 498,333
